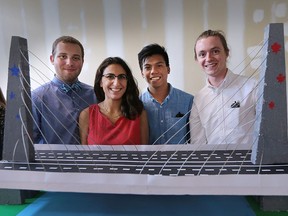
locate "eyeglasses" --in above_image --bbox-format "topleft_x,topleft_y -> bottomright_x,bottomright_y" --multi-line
102,73 -> 128,81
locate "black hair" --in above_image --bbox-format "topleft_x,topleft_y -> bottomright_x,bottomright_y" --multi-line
138,43 -> 169,71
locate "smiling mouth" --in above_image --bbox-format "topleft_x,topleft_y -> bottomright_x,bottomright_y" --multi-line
205,63 -> 217,68
150,77 -> 160,81
110,88 -> 121,92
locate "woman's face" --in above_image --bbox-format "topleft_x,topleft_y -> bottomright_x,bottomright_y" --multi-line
100,64 -> 128,101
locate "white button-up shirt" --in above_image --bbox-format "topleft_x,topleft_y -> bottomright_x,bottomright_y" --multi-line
190,70 -> 258,145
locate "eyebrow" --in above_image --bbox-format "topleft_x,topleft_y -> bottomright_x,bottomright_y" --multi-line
211,46 -> 221,50
198,46 -> 221,53
144,61 -> 165,66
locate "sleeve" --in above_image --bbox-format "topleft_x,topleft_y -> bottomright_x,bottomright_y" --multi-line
185,95 -> 194,143
189,102 -> 207,145
31,92 -> 43,144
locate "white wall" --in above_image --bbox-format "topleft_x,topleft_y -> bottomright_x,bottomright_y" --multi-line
0,0 -> 287,98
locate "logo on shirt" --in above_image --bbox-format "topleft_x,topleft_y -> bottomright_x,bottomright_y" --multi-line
231,101 -> 240,108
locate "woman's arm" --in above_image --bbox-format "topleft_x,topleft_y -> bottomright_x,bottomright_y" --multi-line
78,107 -> 89,145
140,109 -> 149,144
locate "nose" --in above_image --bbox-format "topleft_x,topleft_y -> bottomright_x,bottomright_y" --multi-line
112,77 -> 121,84
66,57 -> 74,66
205,52 -> 212,60
151,65 -> 157,74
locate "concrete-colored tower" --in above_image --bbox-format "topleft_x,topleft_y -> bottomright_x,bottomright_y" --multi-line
2,36 -> 35,162
251,23 -> 288,164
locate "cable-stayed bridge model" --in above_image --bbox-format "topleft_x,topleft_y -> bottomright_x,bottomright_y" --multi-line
0,23 -> 287,196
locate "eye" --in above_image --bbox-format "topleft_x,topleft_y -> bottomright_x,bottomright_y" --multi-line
212,49 -> 220,54
103,74 -> 116,80
72,56 -> 81,61
58,54 -> 67,59
198,52 -> 206,58
144,65 -> 151,71
107,74 -> 115,79
118,74 -> 128,80
157,63 -> 165,68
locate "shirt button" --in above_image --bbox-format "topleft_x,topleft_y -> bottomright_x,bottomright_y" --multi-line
160,120 -> 163,123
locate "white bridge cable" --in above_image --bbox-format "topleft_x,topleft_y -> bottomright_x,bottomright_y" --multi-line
172,39 -> 268,176
18,48 -> 119,172
7,34 -> 280,178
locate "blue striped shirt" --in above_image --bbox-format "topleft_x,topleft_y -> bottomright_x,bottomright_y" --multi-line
32,77 -> 96,144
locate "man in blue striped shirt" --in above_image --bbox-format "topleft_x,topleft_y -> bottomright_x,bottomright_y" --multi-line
32,36 -> 96,144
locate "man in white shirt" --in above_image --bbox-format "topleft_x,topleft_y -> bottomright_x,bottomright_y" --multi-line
190,30 -> 258,145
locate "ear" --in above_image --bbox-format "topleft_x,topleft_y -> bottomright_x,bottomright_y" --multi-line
167,67 -> 170,74
50,55 -> 54,64
141,71 -> 145,78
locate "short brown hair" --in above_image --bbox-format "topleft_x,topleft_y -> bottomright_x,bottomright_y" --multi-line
52,36 -> 84,59
194,30 -> 230,60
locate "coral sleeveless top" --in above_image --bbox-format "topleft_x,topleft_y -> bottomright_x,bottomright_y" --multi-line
87,104 -> 141,145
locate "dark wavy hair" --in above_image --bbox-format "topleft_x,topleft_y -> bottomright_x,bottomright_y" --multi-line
138,43 -> 170,71
0,88 -> 5,107
194,30 -> 230,60
94,57 -> 144,120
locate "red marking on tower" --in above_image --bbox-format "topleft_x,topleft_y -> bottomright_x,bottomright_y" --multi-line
271,42 -> 281,54
268,101 -> 275,109
277,74 -> 285,83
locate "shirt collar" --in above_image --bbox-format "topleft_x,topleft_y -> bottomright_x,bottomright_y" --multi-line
207,69 -> 232,93
52,76 -> 82,93
146,83 -> 173,104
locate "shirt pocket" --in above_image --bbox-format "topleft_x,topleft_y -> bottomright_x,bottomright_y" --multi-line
225,107 -> 241,130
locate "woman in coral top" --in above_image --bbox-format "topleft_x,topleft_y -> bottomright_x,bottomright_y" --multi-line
79,57 -> 149,145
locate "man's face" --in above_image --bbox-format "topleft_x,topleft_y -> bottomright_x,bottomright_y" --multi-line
141,54 -> 170,89
50,42 -> 83,84
195,36 -> 228,79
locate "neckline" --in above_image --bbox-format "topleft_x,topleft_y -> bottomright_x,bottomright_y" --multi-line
98,103 -> 123,124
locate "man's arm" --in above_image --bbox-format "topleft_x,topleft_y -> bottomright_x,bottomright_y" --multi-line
189,103 -> 207,144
